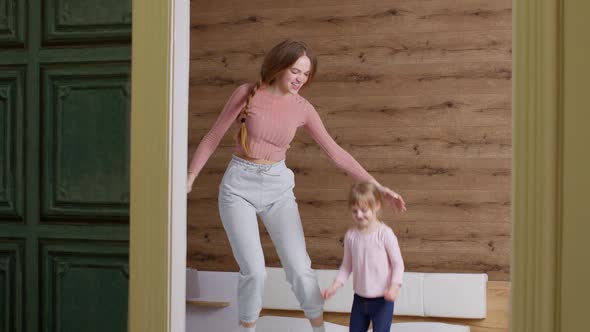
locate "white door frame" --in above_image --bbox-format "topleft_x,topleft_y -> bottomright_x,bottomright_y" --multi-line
129,0 -> 189,331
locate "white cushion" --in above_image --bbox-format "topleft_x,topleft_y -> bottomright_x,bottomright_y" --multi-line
317,270 -> 425,316
423,273 -> 488,319
262,268 -> 487,319
316,269 -> 355,312
262,268 -> 300,310
186,268 -> 200,299
393,272 -> 424,316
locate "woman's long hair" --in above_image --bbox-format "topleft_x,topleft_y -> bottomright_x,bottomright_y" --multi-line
238,39 -> 318,156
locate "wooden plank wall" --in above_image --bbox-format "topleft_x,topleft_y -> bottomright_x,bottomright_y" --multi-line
188,0 -> 512,281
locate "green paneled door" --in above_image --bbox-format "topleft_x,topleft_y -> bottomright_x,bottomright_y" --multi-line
0,1 -> 131,331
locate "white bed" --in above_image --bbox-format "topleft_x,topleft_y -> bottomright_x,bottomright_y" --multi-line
256,268 -> 488,332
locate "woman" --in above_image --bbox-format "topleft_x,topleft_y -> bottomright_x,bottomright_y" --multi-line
187,39 -> 406,332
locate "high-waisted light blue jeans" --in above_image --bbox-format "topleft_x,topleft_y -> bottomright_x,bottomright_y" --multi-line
218,155 -> 324,323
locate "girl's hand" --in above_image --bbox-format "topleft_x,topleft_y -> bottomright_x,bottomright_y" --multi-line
372,181 -> 406,213
384,283 -> 400,302
322,286 -> 338,300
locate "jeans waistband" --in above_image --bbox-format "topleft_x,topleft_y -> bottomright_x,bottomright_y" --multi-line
354,294 -> 386,301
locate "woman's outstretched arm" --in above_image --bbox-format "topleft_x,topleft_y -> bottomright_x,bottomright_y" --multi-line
187,84 -> 250,192
303,102 -> 406,212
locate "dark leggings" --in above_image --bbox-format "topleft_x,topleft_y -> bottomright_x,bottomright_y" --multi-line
349,294 -> 394,332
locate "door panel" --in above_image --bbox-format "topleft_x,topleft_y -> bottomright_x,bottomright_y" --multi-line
41,65 -> 130,221
40,241 -> 128,332
0,0 -> 26,46
43,0 -> 132,44
0,69 -> 24,222
0,1 -> 131,331
0,240 -> 24,332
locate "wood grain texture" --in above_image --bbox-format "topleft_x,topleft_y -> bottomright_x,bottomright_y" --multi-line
190,94 -> 511,129
190,0 -> 511,41
188,0 -> 512,282
190,61 -> 511,98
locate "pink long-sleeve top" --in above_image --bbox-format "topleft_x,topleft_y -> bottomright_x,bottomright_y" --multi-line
335,222 -> 404,298
188,83 -> 374,182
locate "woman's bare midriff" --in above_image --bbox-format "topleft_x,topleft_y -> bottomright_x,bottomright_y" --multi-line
236,153 -> 279,165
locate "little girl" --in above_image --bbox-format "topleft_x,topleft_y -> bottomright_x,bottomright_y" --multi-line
322,182 -> 405,332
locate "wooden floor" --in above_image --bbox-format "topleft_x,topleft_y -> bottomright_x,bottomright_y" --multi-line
261,281 -> 510,332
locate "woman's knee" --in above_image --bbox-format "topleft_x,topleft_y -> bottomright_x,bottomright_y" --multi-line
286,265 -> 316,285
239,268 -> 267,284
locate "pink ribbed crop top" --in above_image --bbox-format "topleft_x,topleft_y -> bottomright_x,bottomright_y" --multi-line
188,83 -> 374,182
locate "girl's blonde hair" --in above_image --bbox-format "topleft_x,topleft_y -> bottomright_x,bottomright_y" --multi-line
237,39 -> 318,156
349,182 -> 384,213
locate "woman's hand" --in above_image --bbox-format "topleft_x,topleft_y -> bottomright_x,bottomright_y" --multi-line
372,180 -> 406,213
187,173 -> 197,194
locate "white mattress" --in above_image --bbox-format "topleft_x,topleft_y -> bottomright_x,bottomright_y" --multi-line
256,316 -> 347,332
263,268 -> 488,319
259,268 -> 483,331
256,316 -> 470,332
390,322 -> 470,332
